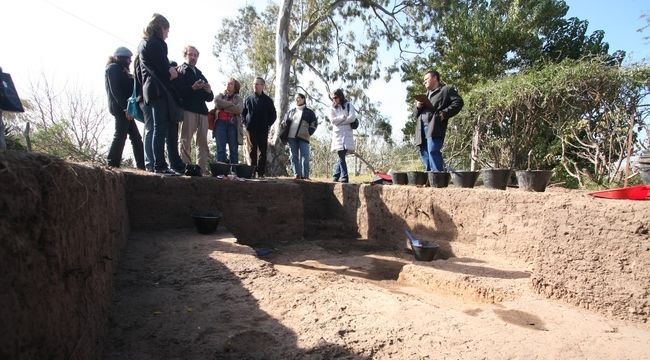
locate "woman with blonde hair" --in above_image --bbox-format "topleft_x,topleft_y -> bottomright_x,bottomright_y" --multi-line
213,78 -> 244,164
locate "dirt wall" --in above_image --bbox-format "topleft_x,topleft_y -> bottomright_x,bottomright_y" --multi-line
0,152 -> 129,359
329,184 -> 650,324
124,175 -> 303,244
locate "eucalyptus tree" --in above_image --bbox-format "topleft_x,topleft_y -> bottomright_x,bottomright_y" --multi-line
214,0 -> 418,175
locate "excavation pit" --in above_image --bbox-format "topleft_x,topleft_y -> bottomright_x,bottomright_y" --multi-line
1,152 -> 649,359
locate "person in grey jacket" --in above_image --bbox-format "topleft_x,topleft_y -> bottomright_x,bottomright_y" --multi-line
280,93 -> 318,179
105,47 -> 144,169
413,70 -> 463,171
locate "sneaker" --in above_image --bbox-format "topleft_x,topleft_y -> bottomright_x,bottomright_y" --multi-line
332,177 -> 340,182
303,177 -> 311,181
155,168 -> 181,176
340,178 -> 349,183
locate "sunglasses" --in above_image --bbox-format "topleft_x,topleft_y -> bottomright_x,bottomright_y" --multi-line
333,96 -> 339,99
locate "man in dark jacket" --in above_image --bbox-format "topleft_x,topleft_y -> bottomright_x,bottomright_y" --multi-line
242,77 -> 276,177
413,70 -> 463,171
174,45 -> 213,175
105,46 -> 145,169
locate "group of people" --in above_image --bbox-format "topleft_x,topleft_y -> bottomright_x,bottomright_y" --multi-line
105,13 -> 462,181
104,13 -> 320,179
104,14 -> 273,177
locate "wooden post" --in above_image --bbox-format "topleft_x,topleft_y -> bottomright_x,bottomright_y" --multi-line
624,113 -> 634,187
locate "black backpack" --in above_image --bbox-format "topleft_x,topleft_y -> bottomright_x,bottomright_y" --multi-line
346,103 -> 359,130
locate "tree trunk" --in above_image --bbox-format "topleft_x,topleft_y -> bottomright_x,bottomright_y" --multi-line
266,0 -> 293,176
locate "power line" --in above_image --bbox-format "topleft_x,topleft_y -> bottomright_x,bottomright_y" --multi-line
40,0 -> 136,47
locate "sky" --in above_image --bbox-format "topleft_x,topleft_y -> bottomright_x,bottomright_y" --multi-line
1,0 -> 649,149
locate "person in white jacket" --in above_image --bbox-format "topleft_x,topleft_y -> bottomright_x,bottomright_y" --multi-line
329,89 -> 356,183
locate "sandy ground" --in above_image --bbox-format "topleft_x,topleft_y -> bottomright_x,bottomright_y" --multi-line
104,228 -> 650,360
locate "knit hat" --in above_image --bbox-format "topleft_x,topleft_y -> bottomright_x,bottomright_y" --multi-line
113,47 -> 133,57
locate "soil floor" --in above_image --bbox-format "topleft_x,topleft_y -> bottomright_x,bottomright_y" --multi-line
104,228 -> 650,360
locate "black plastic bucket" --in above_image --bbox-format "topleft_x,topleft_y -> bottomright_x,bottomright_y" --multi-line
210,162 -> 232,176
192,212 -> 222,234
407,171 -> 427,186
481,168 -> 511,190
450,171 -> 479,188
234,164 -> 256,179
405,230 -> 438,261
427,171 -> 450,188
515,170 -> 553,192
392,172 -> 408,185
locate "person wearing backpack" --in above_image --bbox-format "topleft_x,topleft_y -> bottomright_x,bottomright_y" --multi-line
329,88 -> 356,183
105,46 -> 145,170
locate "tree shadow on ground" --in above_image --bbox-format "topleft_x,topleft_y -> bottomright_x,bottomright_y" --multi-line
104,229 -> 369,360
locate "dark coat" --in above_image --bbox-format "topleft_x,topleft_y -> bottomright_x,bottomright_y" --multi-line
105,62 -> 133,116
280,106 -> 318,143
413,84 -> 463,147
241,92 -> 277,132
173,63 -> 214,115
137,35 -> 173,104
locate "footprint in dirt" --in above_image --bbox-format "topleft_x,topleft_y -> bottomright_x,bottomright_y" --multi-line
493,309 -> 548,331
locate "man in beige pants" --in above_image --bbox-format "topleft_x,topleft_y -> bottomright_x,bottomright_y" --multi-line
174,46 -> 214,174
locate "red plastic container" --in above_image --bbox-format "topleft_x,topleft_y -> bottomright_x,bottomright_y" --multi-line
588,185 -> 650,200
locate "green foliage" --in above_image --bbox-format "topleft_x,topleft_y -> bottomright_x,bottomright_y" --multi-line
400,0 -> 625,141
450,58 -> 650,187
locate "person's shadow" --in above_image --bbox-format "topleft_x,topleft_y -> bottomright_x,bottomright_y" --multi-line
360,184 -> 459,259
104,229 -> 369,359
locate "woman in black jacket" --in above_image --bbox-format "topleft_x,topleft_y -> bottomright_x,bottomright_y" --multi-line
137,13 -> 185,175
105,46 -> 144,169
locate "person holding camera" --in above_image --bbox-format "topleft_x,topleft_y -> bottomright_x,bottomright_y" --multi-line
174,45 -> 213,175
414,70 -> 463,172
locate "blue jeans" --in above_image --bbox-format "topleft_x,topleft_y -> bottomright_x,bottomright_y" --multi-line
288,138 -> 310,178
150,98 -> 185,172
419,120 -> 445,171
214,120 -> 238,164
428,136 -> 445,171
418,121 -> 432,171
332,150 -> 349,182
141,102 -> 154,171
